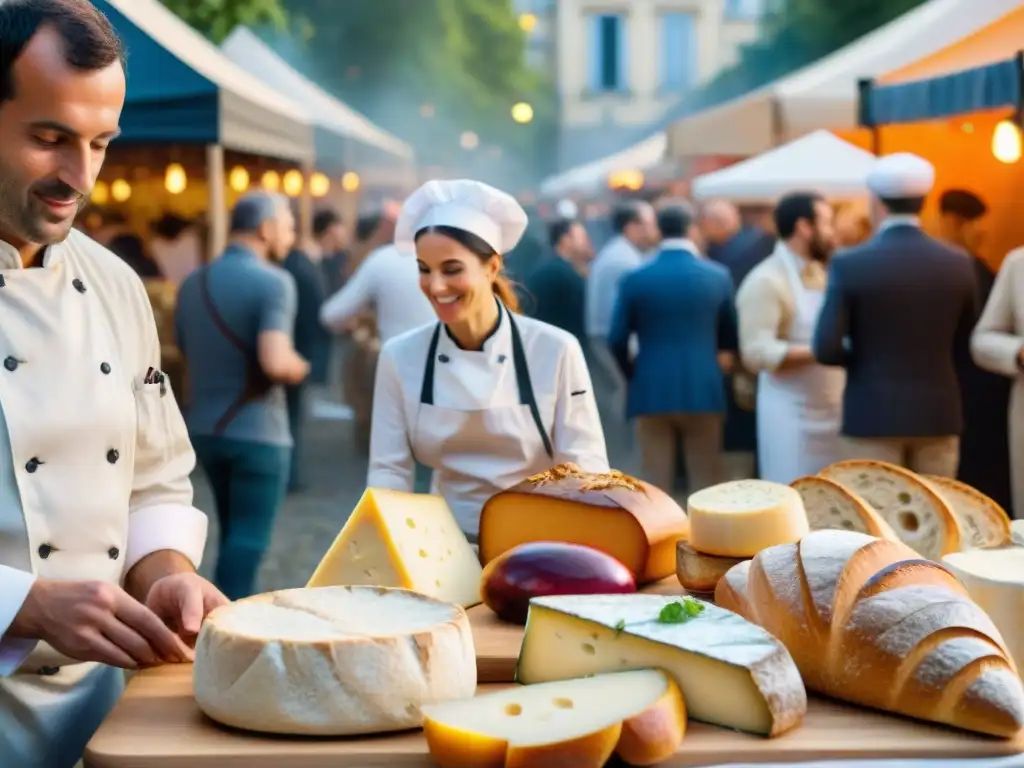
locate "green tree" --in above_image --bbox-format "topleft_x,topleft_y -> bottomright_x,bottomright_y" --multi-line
160,0 -> 288,44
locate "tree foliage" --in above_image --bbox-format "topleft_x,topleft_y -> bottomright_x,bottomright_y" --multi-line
160,0 -> 288,43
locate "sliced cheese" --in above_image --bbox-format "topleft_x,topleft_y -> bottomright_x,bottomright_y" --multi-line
687,480 -> 809,558
422,669 -> 685,768
307,488 -> 482,607
516,593 -> 807,737
922,475 -> 1010,549
791,475 -> 898,541
943,547 -> 1024,676
675,540 -> 746,593
192,586 -> 477,735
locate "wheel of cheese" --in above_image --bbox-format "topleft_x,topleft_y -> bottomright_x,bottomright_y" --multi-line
921,475 -> 1010,549
791,475 -> 898,541
942,547 -> 1024,676
817,460 -> 960,560
686,480 -> 809,558
192,585 -> 477,735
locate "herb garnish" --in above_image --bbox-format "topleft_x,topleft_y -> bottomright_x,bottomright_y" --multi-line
658,597 -> 705,624
613,619 -> 626,634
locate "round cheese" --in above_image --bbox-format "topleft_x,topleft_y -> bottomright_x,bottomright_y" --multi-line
192,585 -> 477,735
942,547 -> 1024,676
687,480 -> 809,558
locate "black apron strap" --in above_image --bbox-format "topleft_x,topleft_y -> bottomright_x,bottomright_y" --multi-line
419,324 -> 443,405
508,313 -> 554,459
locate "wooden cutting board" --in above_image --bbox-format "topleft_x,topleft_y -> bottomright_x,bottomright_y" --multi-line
84,664 -> 1024,767
470,576 -> 684,682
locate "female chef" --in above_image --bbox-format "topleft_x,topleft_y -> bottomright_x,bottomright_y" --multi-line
367,180 -> 609,539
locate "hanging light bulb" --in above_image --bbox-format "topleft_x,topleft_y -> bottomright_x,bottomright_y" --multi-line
91,181 -> 110,205
164,163 -> 187,194
992,120 -> 1022,164
282,169 -> 303,197
110,179 -> 132,202
261,170 -> 281,191
341,171 -> 360,192
228,166 -> 250,193
309,172 -> 330,197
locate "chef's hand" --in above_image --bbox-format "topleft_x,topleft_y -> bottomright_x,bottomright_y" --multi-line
145,572 -> 228,645
8,579 -> 194,669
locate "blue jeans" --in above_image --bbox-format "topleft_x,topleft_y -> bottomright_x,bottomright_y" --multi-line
192,435 -> 291,600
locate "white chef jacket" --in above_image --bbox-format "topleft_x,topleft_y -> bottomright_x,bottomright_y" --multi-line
0,231 -> 208,767
319,243 -> 435,342
368,305 -> 609,533
585,235 -> 643,339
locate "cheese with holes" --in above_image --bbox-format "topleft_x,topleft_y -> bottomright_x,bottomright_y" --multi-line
422,669 -> 685,768
943,547 -> 1024,676
307,488 -> 482,607
479,463 -> 690,584
687,480 -> 809,557
192,586 -> 477,735
516,593 -> 807,737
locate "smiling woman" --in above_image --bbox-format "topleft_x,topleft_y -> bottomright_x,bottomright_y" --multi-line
366,179 -> 610,540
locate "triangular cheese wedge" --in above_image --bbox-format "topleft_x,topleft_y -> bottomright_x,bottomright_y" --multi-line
307,488 -> 482,607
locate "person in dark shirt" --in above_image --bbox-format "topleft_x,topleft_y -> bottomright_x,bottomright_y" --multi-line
101,210 -> 162,279
522,218 -> 591,345
939,189 -> 1012,511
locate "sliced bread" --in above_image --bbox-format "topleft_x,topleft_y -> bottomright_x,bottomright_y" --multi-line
790,475 -> 899,541
921,475 -> 1010,549
817,459 -> 960,560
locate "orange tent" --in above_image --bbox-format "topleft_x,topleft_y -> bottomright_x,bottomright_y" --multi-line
857,5 -> 1024,268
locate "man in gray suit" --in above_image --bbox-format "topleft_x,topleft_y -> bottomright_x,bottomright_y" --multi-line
813,153 -> 978,477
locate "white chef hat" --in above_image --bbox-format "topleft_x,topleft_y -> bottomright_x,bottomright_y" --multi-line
866,152 -> 935,199
394,179 -> 529,255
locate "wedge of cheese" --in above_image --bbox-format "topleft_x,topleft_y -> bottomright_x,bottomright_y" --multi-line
687,480 -> 809,558
922,475 -> 1011,549
479,463 -> 689,584
675,540 -> 746,593
818,460 -> 960,559
192,586 -> 477,735
307,488 -> 483,607
422,669 -> 685,768
516,593 -> 807,737
943,547 -> 1024,676
791,475 -> 898,541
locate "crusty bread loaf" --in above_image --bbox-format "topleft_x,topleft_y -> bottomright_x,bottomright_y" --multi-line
675,540 -> 745,593
479,463 -> 689,584
715,530 -> 1024,737
921,475 -> 1010,549
791,475 -> 898,541
817,460 -> 960,559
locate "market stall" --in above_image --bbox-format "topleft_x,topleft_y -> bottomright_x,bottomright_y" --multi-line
690,130 -> 876,203
537,132 -> 673,199
857,5 -> 1024,269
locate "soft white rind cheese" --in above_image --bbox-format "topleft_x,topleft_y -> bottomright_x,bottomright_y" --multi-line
516,593 -> 807,737
942,548 -> 1024,676
192,586 -> 477,735
687,480 -> 809,558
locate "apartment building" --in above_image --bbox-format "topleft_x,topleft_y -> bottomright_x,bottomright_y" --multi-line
544,0 -> 769,168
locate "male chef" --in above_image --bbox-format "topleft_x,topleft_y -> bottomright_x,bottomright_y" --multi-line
813,154 -> 978,476
0,2 -> 227,765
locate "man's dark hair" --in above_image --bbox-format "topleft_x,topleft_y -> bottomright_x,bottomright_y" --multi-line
774,192 -> 824,240
548,218 -> 577,249
656,202 -> 695,239
610,200 -> 646,234
355,213 -> 382,242
939,189 -> 987,221
878,196 -> 926,216
313,207 -> 341,238
0,0 -> 125,105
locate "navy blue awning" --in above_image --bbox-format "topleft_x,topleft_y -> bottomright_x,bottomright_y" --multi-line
861,55 -> 1023,127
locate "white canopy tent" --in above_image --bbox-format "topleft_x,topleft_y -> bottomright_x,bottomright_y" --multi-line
666,0 -> 1023,157
221,27 -> 415,172
691,130 -> 876,203
538,132 -> 667,198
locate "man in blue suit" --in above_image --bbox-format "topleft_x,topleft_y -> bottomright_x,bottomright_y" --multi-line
609,201 -> 737,497
813,153 -> 978,477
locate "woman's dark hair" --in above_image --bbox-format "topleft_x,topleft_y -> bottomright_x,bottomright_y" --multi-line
415,224 -> 520,312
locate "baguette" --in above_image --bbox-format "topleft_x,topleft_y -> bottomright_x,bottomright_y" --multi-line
715,529 -> 1024,737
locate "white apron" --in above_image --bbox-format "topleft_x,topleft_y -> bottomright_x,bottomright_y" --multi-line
412,307 -> 554,538
756,249 -> 845,484
0,244 -> 140,767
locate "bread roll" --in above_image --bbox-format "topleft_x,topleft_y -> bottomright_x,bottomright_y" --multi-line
715,529 -> 1024,737
817,460 -> 960,559
791,475 -> 898,541
921,475 -> 1010,549
479,463 -> 689,584
675,540 -> 745,593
